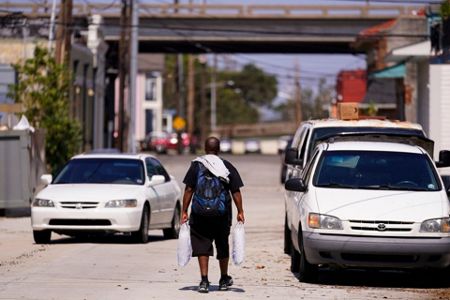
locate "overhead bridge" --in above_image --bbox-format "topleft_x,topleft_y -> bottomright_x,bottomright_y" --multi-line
0,2 -> 425,54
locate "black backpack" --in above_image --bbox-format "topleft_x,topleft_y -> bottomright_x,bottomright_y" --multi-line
191,164 -> 230,217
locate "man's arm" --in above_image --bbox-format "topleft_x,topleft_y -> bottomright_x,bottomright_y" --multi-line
181,186 -> 194,224
231,190 -> 245,223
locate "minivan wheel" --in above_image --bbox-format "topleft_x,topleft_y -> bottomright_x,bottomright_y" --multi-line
33,230 -> 51,244
284,214 -> 291,255
132,208 -> 149,243
298,231 -> 318,283
290,245 -> 300,273
163,206 -> 180,239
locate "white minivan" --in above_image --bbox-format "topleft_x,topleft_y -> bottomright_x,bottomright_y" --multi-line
284,139 -> 450,282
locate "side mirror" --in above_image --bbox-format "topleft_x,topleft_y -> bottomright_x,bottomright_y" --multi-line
285,178 -> 307,192
40,174 -> 53,185
437,150 -> 450,168
285,148 -> 303,166
148,175 -> 165,186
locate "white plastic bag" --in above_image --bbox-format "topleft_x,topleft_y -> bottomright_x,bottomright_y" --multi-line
177,223 -> 192,267
232,222 -> 245,265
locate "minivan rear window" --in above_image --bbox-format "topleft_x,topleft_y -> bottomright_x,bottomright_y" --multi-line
307,127 -> 424,161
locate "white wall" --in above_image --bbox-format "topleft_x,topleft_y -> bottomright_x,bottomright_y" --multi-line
136,73 -> 163,141
429,64 -> 450,158
417,61 -> 430,136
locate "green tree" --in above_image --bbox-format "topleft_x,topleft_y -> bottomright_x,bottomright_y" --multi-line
232,64 -> 278,107
275,78 -> 332,121
9,46 -> 81,172
216,63 -> 277,125
217,88 -> 259,125
162,59 -> 278,129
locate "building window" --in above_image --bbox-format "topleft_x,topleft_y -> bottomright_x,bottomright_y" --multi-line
145,109 -> 154,134
145,72 -> 158,101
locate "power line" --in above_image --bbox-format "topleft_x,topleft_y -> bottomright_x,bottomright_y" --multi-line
3,19 -> 430,39
317,0 -> 440,4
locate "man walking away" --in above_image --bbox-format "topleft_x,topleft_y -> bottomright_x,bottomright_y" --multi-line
181,137 -> 245,293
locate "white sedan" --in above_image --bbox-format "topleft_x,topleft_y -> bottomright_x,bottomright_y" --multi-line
31,153 -> 181,244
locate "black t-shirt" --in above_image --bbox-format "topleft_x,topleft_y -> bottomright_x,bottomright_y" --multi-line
183,158 -> 244,225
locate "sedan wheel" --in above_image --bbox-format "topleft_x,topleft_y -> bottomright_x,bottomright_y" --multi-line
33,230 -> 51,244
132,208 -> 149,243
163,206 -> 181,239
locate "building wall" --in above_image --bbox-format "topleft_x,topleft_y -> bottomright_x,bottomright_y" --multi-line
0,39 -> 37,65
336,70 -> 366,102
71,43 -> 96,151
417,61 -> 430,136
404,62 -> 418,123
136,72 -> 163,141
114,71 -> 163,143
429,64 -> 450,158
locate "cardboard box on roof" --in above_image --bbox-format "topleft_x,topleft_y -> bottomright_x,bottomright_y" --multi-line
337,102 -> 359,120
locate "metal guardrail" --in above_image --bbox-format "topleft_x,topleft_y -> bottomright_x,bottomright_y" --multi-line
0,2 -> 422,18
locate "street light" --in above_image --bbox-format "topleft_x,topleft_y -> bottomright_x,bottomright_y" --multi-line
209,80 -> 235,133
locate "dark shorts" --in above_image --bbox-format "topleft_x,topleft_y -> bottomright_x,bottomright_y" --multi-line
189,214 -> 231,259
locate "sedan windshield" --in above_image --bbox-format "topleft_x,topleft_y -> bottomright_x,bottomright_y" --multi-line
53,158 -> 145,185
313,150 -> 440,191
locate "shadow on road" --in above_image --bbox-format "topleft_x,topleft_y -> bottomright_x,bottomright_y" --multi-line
294,267 -> 450,289
47,233 -> 168,245
179,285 -> 245,293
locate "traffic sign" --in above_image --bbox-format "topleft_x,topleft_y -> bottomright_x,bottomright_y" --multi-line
173,116 -> 186,131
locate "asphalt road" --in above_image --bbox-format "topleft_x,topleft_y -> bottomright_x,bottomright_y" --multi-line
0,154 -> 449,299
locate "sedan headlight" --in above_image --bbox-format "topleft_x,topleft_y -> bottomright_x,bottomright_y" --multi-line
105,199 -> 138,208
32,198 -> 55,207
308,213 -> 343,230
420,218 -> 450,233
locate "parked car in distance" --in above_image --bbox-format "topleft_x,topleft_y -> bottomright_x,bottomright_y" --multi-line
244,138 -> 261,154
167,132 -> 191,153
141,131 -> 170,154
88,148 -> 121,154
220,138 -> 232,154
31,153 -> 182,244
284,139 -> 450,282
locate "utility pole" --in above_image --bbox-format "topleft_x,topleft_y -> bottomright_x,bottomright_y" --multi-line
178,54 -> 185,118
210,54 -> 217,133
118,0 -> 131,152
47,0 -> 57,51
187,55 -> 195,137
55,0 -> 72,65
174,0 -> 185,119
199,55 -> 208,144
128,0 -> 139,153
294,61 -> 302,125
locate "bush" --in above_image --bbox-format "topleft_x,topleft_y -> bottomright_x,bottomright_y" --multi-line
9,46 -> 81,172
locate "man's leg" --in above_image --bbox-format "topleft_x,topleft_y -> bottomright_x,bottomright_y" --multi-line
198,256 -> 210,293
216,223 -> 233,290
219,257 -> 229,276
198,255 -> 209,277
